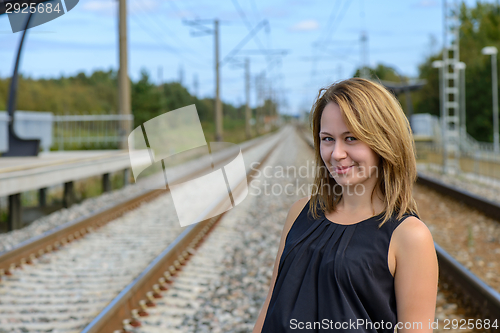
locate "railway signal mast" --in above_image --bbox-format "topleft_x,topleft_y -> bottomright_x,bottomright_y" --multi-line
441,0 -> 461,175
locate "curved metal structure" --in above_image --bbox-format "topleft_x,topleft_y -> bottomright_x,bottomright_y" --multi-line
3,10 -> 40,156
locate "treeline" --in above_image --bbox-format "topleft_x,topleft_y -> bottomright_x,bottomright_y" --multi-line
355,2 -> 500,143
0,68 -> 277,141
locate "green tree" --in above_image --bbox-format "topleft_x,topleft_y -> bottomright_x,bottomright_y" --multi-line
414,1 -> 500,142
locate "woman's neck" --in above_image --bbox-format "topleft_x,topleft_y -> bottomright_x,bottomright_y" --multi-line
336,184 -> 385,216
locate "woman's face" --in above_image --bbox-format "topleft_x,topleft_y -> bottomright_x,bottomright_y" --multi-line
319,102 -> 380,189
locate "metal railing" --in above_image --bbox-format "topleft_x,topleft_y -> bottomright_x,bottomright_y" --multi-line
53,114 -> 133,150
461,131 -> 495,153
416,136 -> 500,181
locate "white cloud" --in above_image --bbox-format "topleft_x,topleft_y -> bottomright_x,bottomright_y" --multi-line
289,20 -> 319,32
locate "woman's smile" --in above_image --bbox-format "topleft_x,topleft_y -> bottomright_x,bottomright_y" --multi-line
334,165 -> 354,175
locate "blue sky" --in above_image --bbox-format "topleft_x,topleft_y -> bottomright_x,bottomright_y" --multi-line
0,0 -> 489,116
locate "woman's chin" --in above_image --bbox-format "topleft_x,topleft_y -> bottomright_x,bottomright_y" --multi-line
333,177 -> 364,188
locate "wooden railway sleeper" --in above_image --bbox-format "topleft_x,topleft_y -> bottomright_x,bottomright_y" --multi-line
157,278 -> 169,290
138,300 -> 151,314
28,253 -> 36,264
146,291 -> 157,303
141,296 -> 156,308
151,285 -> 162,298
123,318 -> 140,329
130,309 -> 144,323
163,272 -> 173,282
135,305 -> 149,317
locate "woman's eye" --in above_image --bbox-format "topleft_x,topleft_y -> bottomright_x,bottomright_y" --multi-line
346,136 -> 357,142
321,137 -> 333,142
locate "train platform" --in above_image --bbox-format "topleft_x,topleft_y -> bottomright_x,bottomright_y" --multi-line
0,150 -> 131,231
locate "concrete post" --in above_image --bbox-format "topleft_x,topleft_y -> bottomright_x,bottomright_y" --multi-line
8,193 -> 22,231
63,181 -> 75,208
39,188 -> 47,207
102,173 -> 111,193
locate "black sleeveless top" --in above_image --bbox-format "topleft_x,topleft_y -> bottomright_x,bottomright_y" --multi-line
261,199 -> 419,333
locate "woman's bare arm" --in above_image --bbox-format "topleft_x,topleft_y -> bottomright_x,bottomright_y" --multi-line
252,196 -> 310,333
393,217 -> 439,333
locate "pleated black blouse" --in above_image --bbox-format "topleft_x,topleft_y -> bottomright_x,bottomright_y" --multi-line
261,199 -> 418,333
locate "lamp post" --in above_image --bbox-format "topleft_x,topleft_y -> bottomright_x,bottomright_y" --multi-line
455,62 -> 466,147
482,46 -> 499,153
432,60 -> 447,172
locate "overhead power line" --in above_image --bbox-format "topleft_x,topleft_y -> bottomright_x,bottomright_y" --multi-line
132,0 -> 209,68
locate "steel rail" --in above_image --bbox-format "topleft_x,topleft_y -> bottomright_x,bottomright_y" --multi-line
416,174 -> 500,223
0,131 -> 275,276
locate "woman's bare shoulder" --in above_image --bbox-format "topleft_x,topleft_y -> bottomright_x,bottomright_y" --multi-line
393,216 -> 435,254
284,196 -> 311,228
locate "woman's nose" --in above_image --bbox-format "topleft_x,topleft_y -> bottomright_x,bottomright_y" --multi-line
331,142 -> 347,161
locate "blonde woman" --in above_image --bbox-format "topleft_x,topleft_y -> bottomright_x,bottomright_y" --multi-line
253,78 -> 438,333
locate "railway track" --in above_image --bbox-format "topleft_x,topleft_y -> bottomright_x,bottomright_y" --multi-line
4,124 -> 500,332
0,127 -> 291,332
78,124 -> 316,333
298,125 -> 500,332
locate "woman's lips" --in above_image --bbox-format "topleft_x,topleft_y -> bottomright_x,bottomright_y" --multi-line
334,166 -> 353,174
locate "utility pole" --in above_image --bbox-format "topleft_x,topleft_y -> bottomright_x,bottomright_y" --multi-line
118,0 -> 131,150
184,19 -> 276,141
214,19 -> 222,141
183,19 -> 223,142
178,64 -> 185,85
360,31 -> 369,79
482,47 -> 499,153
193,74 -> 199,98
492,51 -> 498,153
258,73 -> 263,135
245,58 -> 251,139
158,66 -> 163,86
158,66 -> 165,112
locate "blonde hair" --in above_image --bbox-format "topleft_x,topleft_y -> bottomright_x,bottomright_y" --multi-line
308,77 -> 419,227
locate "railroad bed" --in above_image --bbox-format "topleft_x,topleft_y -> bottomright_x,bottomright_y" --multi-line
0,126 -> 488,332
115,128 -> 477,333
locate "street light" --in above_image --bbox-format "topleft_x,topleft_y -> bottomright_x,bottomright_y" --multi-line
432,60 -> 447,172
455,62 -> 466,147
482,46 -> 499,153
